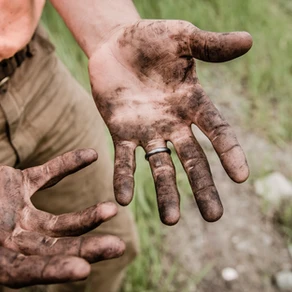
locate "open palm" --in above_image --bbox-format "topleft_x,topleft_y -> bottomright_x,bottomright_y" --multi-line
89,20 -> 252,225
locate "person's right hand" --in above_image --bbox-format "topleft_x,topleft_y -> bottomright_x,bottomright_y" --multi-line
0,149 -> 125,288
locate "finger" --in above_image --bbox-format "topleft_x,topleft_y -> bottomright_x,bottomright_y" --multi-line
0,246 -> 90,288
193,86 -> 249,183
171,128 -> 223,222
189,28 -> 252,62
113,141 -> 136,206
147,148 -> 180,225
23,202 -> 118,237
12,230 -> 125,264
23,148 -> 98,194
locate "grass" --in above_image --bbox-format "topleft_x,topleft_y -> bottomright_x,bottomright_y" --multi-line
276,200 -> 292,243
135,0 -> 292,142
43,0 -> 292,142
42,0 -> 292,291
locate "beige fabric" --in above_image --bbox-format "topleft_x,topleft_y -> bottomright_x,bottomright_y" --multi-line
0,27 -> 139,292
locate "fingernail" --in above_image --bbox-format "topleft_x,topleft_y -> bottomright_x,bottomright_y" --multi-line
99,202 -> 118,221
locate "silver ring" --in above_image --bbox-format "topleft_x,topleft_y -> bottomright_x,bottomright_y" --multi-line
0,76 -> 9,88
145,147 -> 171,160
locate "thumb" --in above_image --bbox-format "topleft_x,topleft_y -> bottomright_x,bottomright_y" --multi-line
189,29 -> 253,62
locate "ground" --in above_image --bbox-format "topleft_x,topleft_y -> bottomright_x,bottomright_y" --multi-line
164,73 -> 292,292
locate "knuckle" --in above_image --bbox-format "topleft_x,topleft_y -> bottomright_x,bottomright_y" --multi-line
184,156 -> 205,172
176,20 -> 195,31
153,164 -> 174,177
210,123 -> 231,141
46,215 -> 59,234
114,173 -> 134,182
196,183 -> 214,194
220,143 -> 241,157
115,161 -> 134,174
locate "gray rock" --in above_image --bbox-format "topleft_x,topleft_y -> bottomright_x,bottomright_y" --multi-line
275,271 -> 292,291
254,172 -> 292,204
221,267 -> 239,282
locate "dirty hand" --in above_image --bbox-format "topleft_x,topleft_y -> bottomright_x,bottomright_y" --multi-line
0,149 -> 125,288
89,20 -> 252,225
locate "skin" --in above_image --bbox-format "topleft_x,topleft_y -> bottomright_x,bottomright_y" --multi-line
0,0 -> 45,60
0,0 -> 252,226
0,149 -> 125,288
88,20 -> 252,225
0,0 -> 253,285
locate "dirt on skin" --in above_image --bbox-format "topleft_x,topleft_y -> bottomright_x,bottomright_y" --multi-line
164,74 -> 292,292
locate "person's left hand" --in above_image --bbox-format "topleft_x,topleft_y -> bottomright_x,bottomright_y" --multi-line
89,20 -> 252,225
0,149 -> 125,288
0,246 -> 92,288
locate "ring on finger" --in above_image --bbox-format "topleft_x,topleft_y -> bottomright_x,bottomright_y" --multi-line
145,147 -> 171,161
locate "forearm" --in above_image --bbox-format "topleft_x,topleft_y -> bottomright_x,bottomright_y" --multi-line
50,0 -> 140,58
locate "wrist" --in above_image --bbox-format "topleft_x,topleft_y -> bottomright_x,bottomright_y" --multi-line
50,0 -> 141,58
86,19 -> 141,59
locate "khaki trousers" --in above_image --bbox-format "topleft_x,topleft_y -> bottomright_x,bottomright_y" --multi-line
0,27 -> 139,292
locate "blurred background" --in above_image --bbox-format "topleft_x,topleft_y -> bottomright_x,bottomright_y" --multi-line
42,1 -> 292,291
